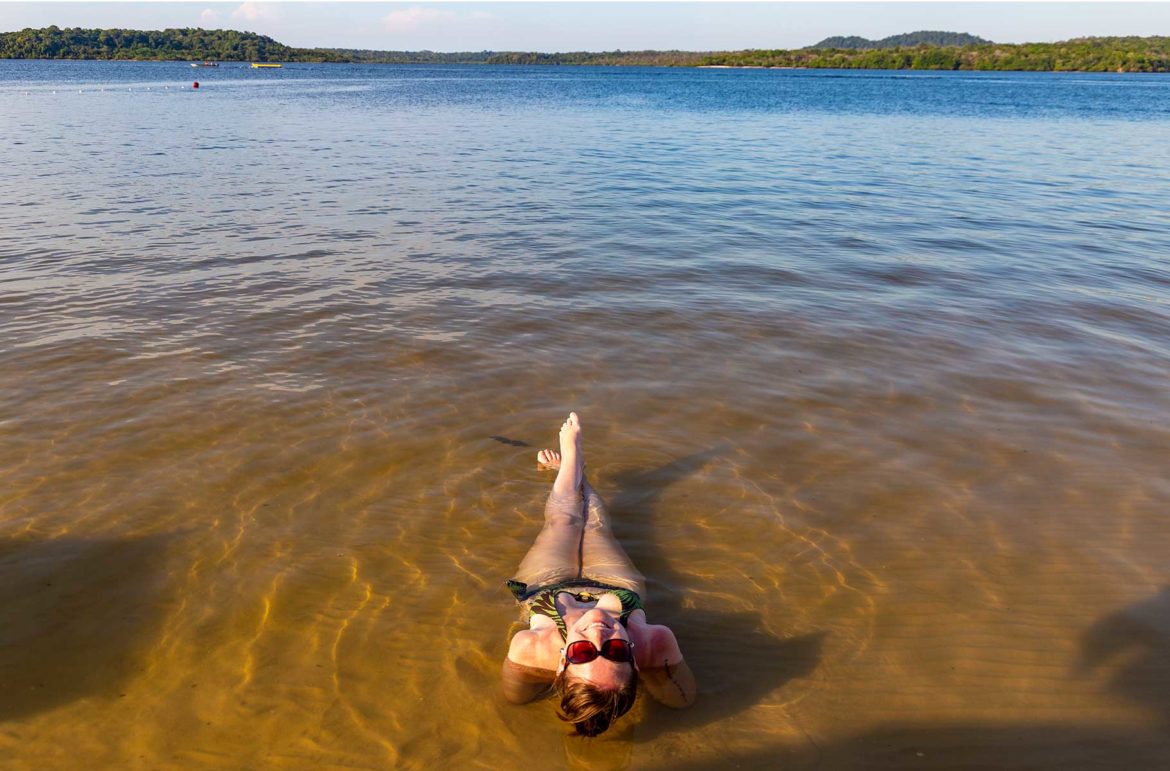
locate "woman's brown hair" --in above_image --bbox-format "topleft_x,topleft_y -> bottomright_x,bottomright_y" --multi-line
553,669 -> 638,737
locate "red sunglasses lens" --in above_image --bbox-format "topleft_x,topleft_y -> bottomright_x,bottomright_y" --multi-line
565,639 -> 634,665
565,641 -> 599,664
601,639 -> 633,661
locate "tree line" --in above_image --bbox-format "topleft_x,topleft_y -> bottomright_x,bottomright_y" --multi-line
482,50 -> 709,66
0,26 -> 345,62
2,27 -> 1169,72
702,37 -> 1170,72
322,48 -> 493,64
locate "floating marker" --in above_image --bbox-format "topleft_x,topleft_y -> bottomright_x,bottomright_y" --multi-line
193,81 -> 199,89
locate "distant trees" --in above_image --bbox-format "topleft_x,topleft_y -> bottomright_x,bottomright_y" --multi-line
321,49 -> 495,64
700,37 -> 1170,72
0,26 -> 347,62
484,50 -> 708,66
2,27 -> 1169,72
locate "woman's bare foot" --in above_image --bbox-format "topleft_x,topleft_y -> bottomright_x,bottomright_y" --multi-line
552,412 -> 583,495
536,449 -> 561,469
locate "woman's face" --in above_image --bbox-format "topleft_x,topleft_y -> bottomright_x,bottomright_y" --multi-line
562,606 -> 635,690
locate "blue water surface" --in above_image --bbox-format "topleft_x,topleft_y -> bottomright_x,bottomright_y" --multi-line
3,60 -> 1170,119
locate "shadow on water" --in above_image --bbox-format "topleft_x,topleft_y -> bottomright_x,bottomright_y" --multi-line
605,449 -> 825,741
636,612 -> 824,743
0,534 -> 176,721
605,446 -> 731,622
653,722 -> 1170,770
1079,584 -> 1170,727
652,586 -> 1170,769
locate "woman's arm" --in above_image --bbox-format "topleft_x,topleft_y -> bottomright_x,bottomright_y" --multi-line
501,657 -> 554,704
629,616 -> 696,708
502,629 -> 555,704
638,656 -> 696,709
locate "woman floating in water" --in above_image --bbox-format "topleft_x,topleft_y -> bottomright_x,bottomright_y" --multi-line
503,412 -> 696,736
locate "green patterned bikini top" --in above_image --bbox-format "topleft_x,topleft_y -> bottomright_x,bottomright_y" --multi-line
505,578 -> 643,641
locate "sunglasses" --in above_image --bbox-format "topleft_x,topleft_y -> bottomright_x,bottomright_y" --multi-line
563,638 -> 635,665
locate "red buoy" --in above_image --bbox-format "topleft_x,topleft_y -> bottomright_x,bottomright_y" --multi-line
193,81 -> 199,89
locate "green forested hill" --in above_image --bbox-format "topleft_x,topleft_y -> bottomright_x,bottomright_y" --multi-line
810,31 -> 992,49
0,26 -> 345,61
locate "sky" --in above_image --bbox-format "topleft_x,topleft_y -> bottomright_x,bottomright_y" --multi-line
2,2 -> 1169,52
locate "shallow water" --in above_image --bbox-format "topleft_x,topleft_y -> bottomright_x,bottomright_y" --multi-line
2,62 -> 1169,769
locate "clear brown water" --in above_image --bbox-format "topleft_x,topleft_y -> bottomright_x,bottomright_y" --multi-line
2,62 -> 1170,769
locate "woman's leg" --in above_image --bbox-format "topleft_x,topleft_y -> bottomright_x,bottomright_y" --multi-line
513,414 -> 586,587
581,479 -> 646,597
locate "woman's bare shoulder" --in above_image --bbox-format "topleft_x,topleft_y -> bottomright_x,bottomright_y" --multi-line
502,635 -> 556,704
628,615 -> 683,659
507,625 -> 558,669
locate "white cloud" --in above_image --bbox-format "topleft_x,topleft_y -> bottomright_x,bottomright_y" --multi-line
381,7 -> 456,34
200,9 -> 221,26
231,2 -> 279,23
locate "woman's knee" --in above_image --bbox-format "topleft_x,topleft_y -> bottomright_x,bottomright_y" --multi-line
543,512 -> 584,530
544,501 -> 584,530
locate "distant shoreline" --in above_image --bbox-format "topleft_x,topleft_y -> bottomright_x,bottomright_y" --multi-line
3,59 -> 1165,74
698,65 -> 807,70
2,57 -> 1167,74
2,27 -> 1169,72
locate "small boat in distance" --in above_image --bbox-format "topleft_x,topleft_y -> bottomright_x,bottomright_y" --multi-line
190,61 -> 219,68
251,63 -> 283,69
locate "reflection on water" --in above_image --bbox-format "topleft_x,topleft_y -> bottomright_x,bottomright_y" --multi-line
1,62 -> 1169,768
